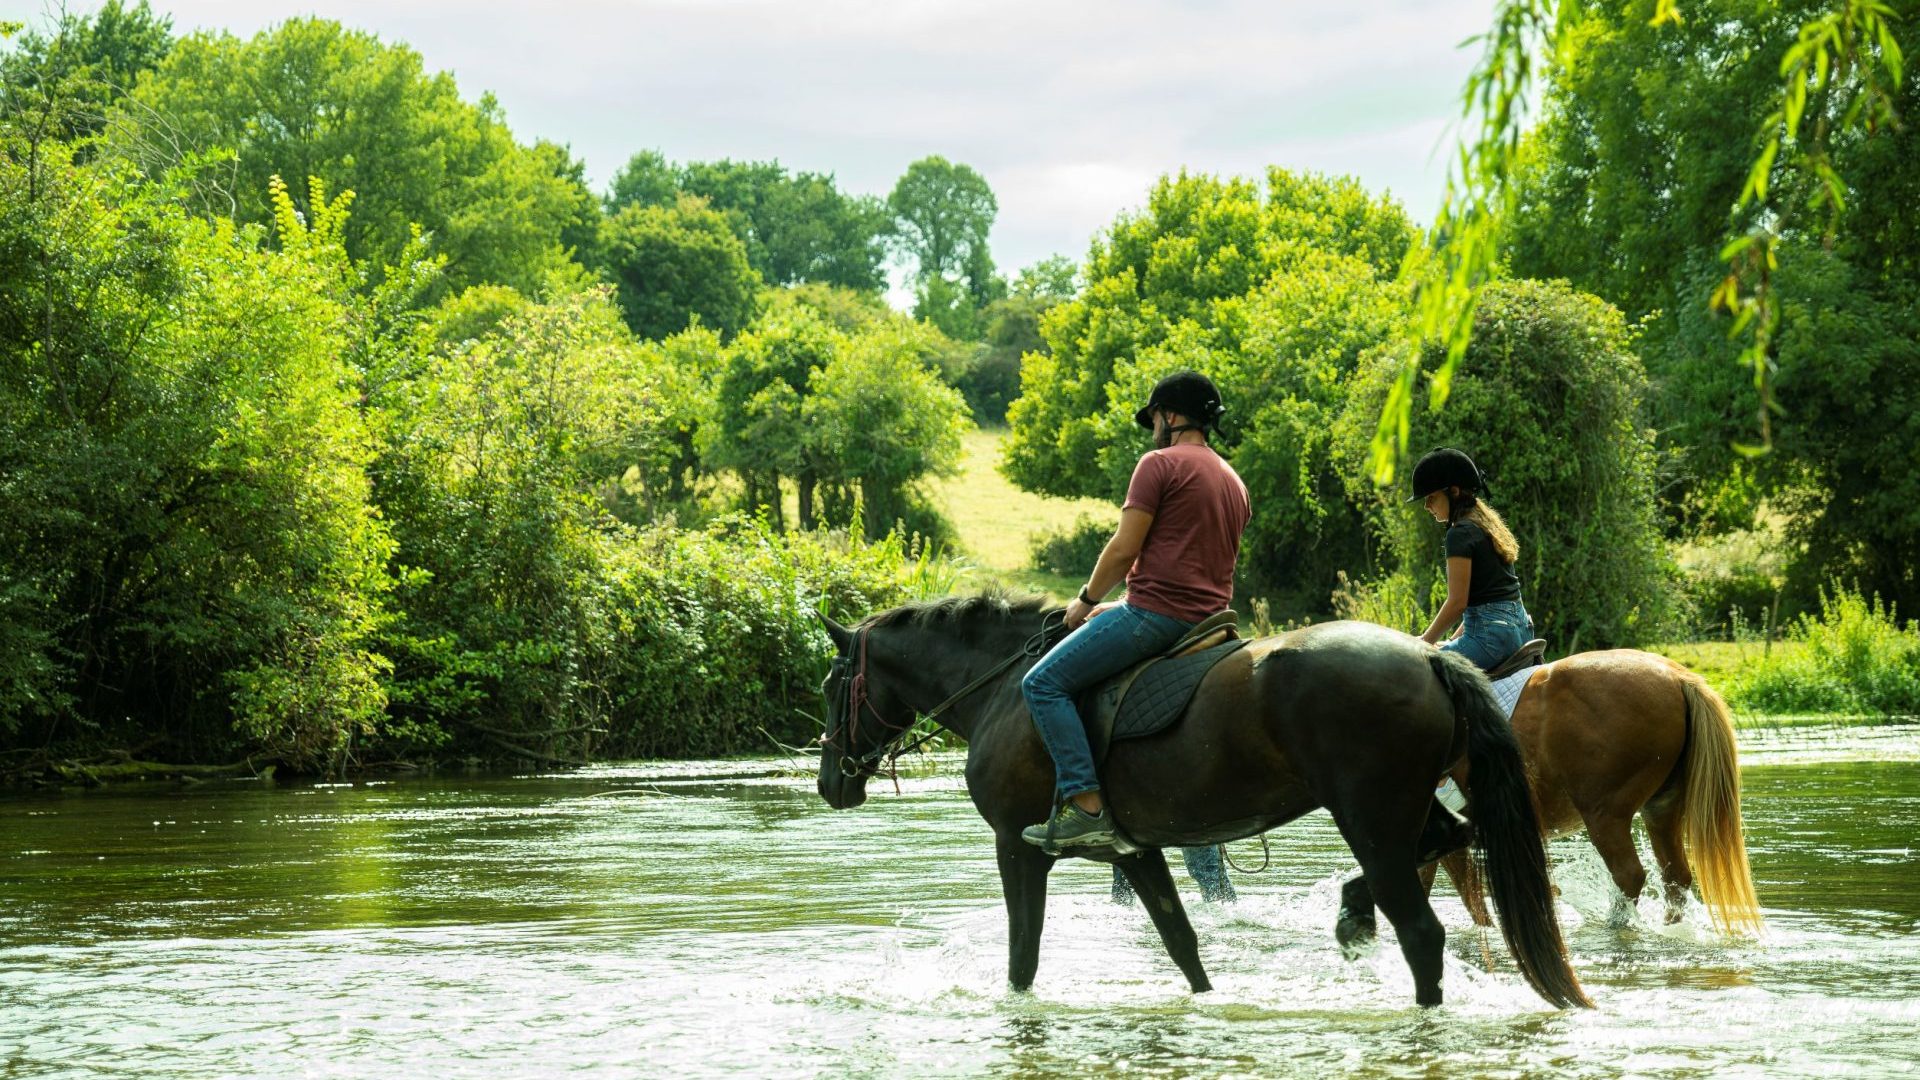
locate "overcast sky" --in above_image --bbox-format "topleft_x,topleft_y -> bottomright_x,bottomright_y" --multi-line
12,0 -> 1501,285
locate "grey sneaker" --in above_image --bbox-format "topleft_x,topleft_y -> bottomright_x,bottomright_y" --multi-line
1021,802 -> 1116,851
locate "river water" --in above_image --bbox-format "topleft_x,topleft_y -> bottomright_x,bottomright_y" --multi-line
3,724 -> 1917,1078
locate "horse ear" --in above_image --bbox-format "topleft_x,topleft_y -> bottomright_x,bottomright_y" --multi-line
819,613 -> 852,652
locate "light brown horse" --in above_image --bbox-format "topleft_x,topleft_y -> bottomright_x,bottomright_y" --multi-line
1344,650 -> 1764,941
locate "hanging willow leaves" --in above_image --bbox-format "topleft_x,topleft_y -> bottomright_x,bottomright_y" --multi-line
1370,0 -> 1907,484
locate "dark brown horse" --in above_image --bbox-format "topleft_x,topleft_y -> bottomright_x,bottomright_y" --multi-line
815,595 -> 1590,1008
1337,650 -> 1763,950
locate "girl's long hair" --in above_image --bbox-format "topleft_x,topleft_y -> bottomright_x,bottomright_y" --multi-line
1453,492 -> 1520,565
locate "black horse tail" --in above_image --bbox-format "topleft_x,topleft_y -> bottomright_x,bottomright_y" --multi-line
1430,650 -> 1592,1009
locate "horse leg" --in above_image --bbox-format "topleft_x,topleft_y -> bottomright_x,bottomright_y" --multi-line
1335,874 -> 1378,958
1641,796 -> 1693,924
1114,849 -> 1211,992
996,831 -> 1054,990
1337,857 -> 1441,959
1359,854 -> 1448,1006
1582,808 -> 1648,925
1331,803 -> 1446,1006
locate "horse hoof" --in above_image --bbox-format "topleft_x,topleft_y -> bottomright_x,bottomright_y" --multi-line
1336,911 -> 1377,959
1608,895 -> 1639,928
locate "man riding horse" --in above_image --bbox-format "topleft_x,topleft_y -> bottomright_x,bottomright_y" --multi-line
1020,370 -> 1249,853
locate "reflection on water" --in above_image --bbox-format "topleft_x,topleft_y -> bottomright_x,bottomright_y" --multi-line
2,725 -> 1917,1077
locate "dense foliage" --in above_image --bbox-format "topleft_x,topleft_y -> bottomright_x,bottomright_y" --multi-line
0,11 -> 975,772
1506,0 -> 1920,616
0,143 -> 392,765
3,0 -> 1914,774
1004,169 -> 1420,612
1336,280 -> 1673,652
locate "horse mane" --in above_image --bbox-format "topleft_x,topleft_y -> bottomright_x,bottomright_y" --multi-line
863,591 -> 1053,633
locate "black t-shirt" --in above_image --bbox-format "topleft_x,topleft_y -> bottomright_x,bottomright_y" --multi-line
1445,520 -> 1523,606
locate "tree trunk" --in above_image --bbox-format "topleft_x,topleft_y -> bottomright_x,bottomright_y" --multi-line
798,470 -> 817,531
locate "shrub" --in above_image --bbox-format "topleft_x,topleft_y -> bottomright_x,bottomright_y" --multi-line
600,518 -> 953,759
1736,586 -> 1920,717
0,150 -> 396,770
1337,279 -> 1675,652
1028,515 -> 1111,577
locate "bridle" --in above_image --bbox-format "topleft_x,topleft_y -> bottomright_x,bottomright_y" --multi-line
821,610 -> 1065,783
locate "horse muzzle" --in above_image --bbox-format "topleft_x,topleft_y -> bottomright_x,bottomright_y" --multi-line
816,763 -> 869,810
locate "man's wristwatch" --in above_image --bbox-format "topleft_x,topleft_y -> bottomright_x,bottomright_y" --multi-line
1078,588 -> 1097,606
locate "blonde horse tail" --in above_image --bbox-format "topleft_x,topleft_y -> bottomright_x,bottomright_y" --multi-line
1680,674 -> 1765,934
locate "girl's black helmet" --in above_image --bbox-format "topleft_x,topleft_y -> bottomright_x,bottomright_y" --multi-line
1134,370 -> 1226,430
1408,447 -> 1488,501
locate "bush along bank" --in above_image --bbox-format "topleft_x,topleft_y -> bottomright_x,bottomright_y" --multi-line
1730,586 -> 1920,720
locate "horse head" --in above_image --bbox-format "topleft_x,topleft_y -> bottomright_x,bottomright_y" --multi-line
814,611 -> 920,810
814,595 -> 1054,811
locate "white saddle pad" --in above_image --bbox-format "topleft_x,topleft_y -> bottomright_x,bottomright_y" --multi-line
1490,666 -> 1542,720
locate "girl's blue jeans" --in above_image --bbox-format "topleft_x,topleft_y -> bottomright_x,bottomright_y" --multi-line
1021,603 -> 1195,799
1438,598 -> 1534,673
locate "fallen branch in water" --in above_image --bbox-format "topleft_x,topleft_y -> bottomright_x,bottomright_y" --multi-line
47,758 -> 273,786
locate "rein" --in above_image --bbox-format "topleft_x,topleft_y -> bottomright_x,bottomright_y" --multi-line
826,609 -> 1064,788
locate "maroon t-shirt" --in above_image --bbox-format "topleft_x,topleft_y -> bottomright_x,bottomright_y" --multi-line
1121,443 -> 1250,623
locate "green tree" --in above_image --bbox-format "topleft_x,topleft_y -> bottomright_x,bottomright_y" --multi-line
0,0 -> 172,141
1368,0 -> 1908,480
804,324 -> 971,539
889,155 -> 1004,337
599,194 -> 760,341
888,154 -> 998,284
698,307 -> 838,529
606,152 -> 891,292
1005,168 -> 1414,499
1339,279 -> 1671,651
0,139 -> 393,767
112,17 -> 590,294
1503,0 -> 1920,613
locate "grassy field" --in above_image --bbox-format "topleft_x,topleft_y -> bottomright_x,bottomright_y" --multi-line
1648,640 -> 1805,686
924,426 -> 1114,601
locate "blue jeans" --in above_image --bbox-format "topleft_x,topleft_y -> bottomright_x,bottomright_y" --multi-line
1022,603 -> 1195,799
1112,845 -> 1237,905
1439,598 -> 1534,673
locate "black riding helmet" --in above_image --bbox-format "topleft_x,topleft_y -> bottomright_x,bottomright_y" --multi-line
1408,447 -> 1489,502
1134,370 -> 1226,432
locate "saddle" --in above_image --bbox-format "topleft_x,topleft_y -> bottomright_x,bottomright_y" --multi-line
1487,638 -> 1547,680
1080,610 -> 1246,765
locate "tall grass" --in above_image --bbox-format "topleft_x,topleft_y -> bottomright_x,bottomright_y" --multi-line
1735,586 -> 1920,717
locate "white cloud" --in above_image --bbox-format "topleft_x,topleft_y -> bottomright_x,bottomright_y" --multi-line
35,0 -> 1501,278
